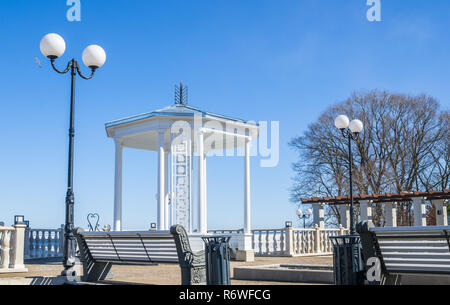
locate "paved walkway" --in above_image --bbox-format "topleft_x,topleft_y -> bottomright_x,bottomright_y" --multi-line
0,256 -> 333,285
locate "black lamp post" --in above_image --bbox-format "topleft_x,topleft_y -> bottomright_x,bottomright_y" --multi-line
40,33 -> 106,276
330,114 -> 365,285
334,115 -> 363,235
296,208 -> 312,229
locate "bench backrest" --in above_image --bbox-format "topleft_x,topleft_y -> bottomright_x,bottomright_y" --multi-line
78,230 -> 179,263
370,226 -> 450,275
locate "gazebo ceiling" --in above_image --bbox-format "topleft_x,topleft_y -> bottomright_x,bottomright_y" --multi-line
105,104 -> 259,152
301,189 -> 450,205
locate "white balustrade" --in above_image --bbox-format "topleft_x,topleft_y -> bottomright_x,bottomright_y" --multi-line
24,228 -> 64,259
208,226 -> 348,257
0,225 -> 28,273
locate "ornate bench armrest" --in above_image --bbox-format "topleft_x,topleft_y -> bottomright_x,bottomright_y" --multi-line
170,225 -> 206,285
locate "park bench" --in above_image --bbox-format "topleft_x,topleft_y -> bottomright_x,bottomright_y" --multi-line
357,221 -> 450,285
72,224 -> 206,285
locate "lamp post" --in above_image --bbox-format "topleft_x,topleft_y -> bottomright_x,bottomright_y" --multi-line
330,114 -> 364,285
334,115 -> 363,235
296,208 -> 312,229
40,33 -> 106,276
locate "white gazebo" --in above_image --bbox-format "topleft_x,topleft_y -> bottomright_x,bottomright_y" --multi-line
104,89 -> 258,260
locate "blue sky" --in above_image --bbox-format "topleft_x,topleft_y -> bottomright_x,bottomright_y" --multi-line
0,0 -> 449,230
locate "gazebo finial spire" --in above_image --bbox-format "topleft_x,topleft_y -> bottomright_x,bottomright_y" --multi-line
174,81 -> 188,105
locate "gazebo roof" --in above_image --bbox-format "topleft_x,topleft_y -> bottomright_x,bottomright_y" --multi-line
105,104 -> 256,130
104,103 -> 259,152
301,189 -> 450,205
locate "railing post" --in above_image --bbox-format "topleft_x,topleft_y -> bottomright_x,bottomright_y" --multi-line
285,227 -> 294,256
314,224 -> 321,253
10,224 -> 27,271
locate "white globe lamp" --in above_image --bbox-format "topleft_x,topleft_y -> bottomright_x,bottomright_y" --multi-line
82,45 -> 107,69
40,33 -> 66,59
349,119 -> 364,134
334,115 -> 350,130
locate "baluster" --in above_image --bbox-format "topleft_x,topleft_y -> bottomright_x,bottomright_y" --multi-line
31,230 -> 36,258
301,230 -> 305,254
302,231 -> 307,254
59,228 -> 64,257
43,230 -> 47,257
306,231 -> 312,253
54,231 -> 58,256
295,231 -> 300,254
313,231 -> 317,253
44,231 -> 48,257
328,231 -> 332,252
258,231 -> 262,255
251,232 -> 255,250
307,231 -> 312,253
36,231 -> 43,257
34,230 -> 38,258
280,230 -> 285,254
30,231 -> 35,258
54,231 -> 59,256
265,231 -> 270,255
320,230 -> 327,252
49,231 -> 54,256
271,230 -> 276,254
327,231 -> 332,252
1,230 -> 11,269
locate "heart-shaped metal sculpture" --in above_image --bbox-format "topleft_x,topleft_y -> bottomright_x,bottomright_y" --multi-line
87,213 -> 100,231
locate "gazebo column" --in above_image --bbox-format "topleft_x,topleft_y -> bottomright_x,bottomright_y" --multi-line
432,199 -> 448,226
198,131 -> 207,234
384,202 -> 397,227
113,138 -> 123,231
244,136 -> 251,234
203,152 -> 207,230
338,204 -> 350,228
164,151 -> 169,230
313,203 -> 325,228
157,131 -> 166,230
412,197 -> 427,226
359,200 -> 373,223
237,135 -> 254,262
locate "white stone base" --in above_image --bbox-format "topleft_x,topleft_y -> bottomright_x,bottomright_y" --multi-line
0,267 -> 28,274
237,234 -> 253,251
235,250 -> 255,262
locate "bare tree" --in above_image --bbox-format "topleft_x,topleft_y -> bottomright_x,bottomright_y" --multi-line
290,90 -> 449,226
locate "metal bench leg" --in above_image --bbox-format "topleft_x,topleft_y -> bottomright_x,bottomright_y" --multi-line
73,227 -> 114,282
180,264 -> 206,285
82,260 -> 113,282
382,274 -> 402,285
